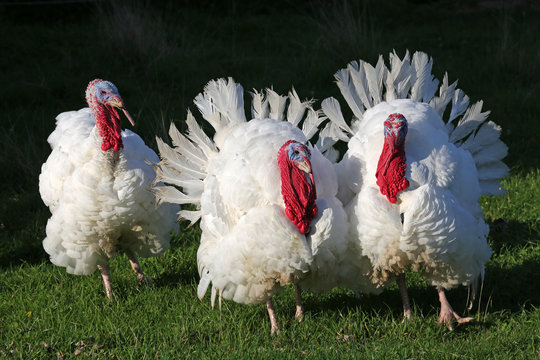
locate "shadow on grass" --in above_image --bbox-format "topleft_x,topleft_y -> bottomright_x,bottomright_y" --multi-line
0,188 -> 50,269
301,285 -> 437,320
153,229 -> 200,288
297,254 -> 540,330
488,218 -> 539,253
0,239 -> 49,270
484,258 -> 540,312
154,268 -> 199,288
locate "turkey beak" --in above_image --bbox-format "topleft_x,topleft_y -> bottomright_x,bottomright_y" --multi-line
108,96 -> 136,126
295,157 -> 312,174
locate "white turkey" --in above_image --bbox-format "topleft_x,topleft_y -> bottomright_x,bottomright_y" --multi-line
152,78 -> 369,334
321,51 -> 509,329
39,79 -> 179,299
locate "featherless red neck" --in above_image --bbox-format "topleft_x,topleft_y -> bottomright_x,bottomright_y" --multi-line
85,79 -> 134,152
376,113 -> 410,203
277,140 -> 318,234
95,104 -> 123,152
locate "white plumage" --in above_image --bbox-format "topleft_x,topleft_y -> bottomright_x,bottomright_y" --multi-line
153,78 -> 364,334
323,51 -> 508,329
39,79 -> 178,298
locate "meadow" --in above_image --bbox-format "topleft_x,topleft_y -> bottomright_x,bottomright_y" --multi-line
0,0 -> 539,358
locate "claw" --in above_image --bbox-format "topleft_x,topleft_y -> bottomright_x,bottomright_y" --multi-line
127,251 -> 149,286
137,273 -> 150,285
438,287 -> 473,330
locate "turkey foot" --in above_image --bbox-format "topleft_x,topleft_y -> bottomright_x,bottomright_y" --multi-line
266,298 -> 280,335
97,263 -> 115,300
127,251 -> 149,285
294,283 -> 304,322
397,273 -> 412,319
437,287 -> 473,330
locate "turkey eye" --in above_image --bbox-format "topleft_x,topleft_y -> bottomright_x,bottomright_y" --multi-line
294,150 -> 299,154
100,90 -> 107,95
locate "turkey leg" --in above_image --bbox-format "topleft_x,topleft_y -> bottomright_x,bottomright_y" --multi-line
97,262 -> 114,299
126,250 -> 149,284
397,273 -> 412,319
266,298 -> 280,335
437,287 -> 473,330
294,283 -> 304,322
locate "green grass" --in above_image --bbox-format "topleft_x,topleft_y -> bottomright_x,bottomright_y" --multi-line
1,0 -> 539,358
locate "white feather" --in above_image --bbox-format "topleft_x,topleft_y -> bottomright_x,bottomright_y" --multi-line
301,107 -> 326,141
286,88 -> 309,127
266,88 -> 288,121
334,65 -> 365,121
320,97 -> 354,136
39,102 -> 178,277
154,77 -> 369,313
331,51 -> 508,304
251,89 -> 269,120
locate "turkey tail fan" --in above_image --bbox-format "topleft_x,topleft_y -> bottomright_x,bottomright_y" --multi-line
251,89 -> 269,120
313,97 -> 354,162
266,88 -> 288,121
251,84 -> 325,142
251,87 -> 310,126
334,62 -> 366,122
286,88 -> 312,128
409,51 -> 439,103
193,77 -> 246,148
331,50 -> 509,195
332,54 -> 388,126
320,97 -> 354,136
201,77 -> 247,126
301,107 -> 327,141
318,59 -> 382,160
154,77 -> 329,226
429,73 -> 458,118
153,112 -> 217,225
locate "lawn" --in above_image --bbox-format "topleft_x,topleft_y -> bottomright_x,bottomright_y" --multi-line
0,0 -> 539,358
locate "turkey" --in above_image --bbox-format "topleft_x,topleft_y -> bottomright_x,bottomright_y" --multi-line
152,78 -> 369,334
39,79 -> 179,299
321,51 -> 509,329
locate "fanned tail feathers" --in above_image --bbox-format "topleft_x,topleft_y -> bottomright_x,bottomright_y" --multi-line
266,88 -> 288,121
316,97 -> 355,161
287,88 -> 312,127
199,77 -> 247,129
153,111 -> 217,225
153,75 -> 330,256
250,85 -> 324,142
251,89 -> 269,120
328,50 -> 509,194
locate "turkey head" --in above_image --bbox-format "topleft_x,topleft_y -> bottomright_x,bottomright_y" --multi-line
376,113 -> 410,203
85,79 -> 135,152
277,140 -> 318,234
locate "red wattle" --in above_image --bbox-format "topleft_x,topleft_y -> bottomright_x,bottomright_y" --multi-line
95,105 -> 123,152
376,139 -> 409,203
277,141 -> 318,235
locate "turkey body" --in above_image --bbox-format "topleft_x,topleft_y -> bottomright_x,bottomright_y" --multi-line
198,118 -> 363,304
198,119 -> 313,305
39,80 -> 178,298
154,78 -> 362,333
342,99 -> 491,290
323,51 -> 508,329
